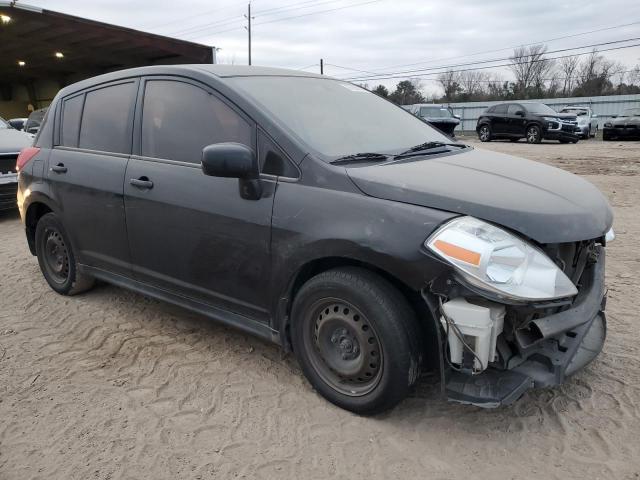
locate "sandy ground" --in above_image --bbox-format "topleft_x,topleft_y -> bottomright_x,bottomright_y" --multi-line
1,138 -> 639,480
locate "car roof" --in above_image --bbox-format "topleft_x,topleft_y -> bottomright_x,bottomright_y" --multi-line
55,64 -> 330,101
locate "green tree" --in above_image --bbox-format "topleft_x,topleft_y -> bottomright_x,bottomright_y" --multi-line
389,80 -> 425,105
372,85 -> 389,98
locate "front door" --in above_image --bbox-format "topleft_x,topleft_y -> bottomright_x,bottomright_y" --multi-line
490,104 -> 508,135
47,80 -> 138,275
123,78 -> 274,322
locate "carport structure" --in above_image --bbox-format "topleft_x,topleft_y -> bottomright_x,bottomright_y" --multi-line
0,1 -> 214,118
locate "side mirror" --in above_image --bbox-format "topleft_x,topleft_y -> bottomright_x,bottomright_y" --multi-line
515,110 -> 525,117
201,142 -> 262,200
610,114 -> 618,118
202,142 -> 257,179
453,114 -> 461,120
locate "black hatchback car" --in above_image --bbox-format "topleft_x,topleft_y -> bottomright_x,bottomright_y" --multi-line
477,102 -> 580,144
18,66 -> 613,414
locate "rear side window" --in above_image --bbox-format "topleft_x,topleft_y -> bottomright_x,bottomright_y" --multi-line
60,94 -> 84,147
79,82 -> 136,154
141,80 -> 252,164
493,104 -> 508,114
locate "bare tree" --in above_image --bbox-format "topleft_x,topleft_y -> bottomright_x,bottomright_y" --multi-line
509,44 -> 554,97
558,55 -> 580,96
575,49 -> 616,96
459,71 -> 490,98
437,70 -> 462,101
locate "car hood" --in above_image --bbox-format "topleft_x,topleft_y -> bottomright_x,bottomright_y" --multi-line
346,147 -> 613,244
0,128 -> 32,154
609,116 -> 640,125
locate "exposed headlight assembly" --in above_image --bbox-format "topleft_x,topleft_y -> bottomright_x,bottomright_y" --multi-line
426,216 -> 578,302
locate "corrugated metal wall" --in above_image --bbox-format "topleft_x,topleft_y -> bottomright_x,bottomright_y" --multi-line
438,94 -> 640,132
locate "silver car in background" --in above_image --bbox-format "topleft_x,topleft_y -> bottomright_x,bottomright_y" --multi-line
559,106 -> 598,139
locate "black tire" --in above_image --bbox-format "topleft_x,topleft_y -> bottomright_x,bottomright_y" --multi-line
526,125 -> 542,144
35,212 -> 94,295
478,124 -> 492,142
291,267 -> 422,414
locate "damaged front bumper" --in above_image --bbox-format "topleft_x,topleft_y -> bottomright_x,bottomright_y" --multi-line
435,246 -> 606,408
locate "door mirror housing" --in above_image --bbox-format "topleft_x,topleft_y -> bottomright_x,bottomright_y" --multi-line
515,110 -> 525,117
201,143 -> 258,179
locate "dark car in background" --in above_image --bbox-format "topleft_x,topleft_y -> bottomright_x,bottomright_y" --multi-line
18,65 -> 612,414
404,104 -> 460,136
8,118 -> 28,131
477,102 -> 579,144
603,107 -> 640,141
0,116 -> 33,211
23,108 -> 47,135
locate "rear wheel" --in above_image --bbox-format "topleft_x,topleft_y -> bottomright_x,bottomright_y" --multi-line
526,125 -> 542,144
35,213 -> 94,295
478,125 -> 492,142
291,267 -> 422,414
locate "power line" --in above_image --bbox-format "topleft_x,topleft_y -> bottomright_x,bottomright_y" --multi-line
137,0 -> 252,31
167,0 -> 361,38
183,0 -> 382,40
336,19 -> 640,79
342,42 -> 640,82
340,37 -> 640,82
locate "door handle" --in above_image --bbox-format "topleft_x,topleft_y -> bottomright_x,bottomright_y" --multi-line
51,163 -> 67,173
130,177 -> 154,189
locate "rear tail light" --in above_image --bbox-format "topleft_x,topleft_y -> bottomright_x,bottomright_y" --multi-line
16,146 -> 40,172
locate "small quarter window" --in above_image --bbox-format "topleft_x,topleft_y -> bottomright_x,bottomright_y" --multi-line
60,94 -> 84,147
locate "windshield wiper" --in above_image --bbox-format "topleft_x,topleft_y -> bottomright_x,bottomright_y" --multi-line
395,141 -> 466,159
329,152 -> 390,165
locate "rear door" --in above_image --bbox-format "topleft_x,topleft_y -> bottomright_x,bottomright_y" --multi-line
506,103 -> 526,135
124,77 -> 275,323
48,80 -> 138,275
490,104 -> 508,134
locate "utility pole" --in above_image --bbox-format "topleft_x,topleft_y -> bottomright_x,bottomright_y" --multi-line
244,3 -> 253,65
320,58 -> 324,75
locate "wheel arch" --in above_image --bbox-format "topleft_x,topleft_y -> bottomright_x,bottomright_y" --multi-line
24,196 -> 57,255
277,256 -> 436,364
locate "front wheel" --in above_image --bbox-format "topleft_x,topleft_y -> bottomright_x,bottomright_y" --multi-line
35,213 -> 94,295
291,268 -> 422,414
526,125 -> 542,144
478,125 -> 491,142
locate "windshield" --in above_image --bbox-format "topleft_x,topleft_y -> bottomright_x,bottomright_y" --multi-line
621,108 -> 640,117
560,108 -> 588,116
419,106 -> 452,118
524,103 -> 558,115
229,76 -> 450,158
0,117 -> 8,129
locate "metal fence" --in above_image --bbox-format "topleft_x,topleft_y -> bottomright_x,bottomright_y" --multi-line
441,94 -> 640,132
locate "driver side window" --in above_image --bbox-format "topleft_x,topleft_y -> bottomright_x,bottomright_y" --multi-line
141,80 -> 252,164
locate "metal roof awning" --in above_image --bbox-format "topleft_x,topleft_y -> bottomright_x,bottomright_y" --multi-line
0,1 -> 214,84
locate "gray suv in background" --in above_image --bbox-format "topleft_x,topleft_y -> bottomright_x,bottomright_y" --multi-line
559,106 -> 598,138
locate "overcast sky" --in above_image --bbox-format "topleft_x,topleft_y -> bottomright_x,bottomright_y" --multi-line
24,0 -> 640,95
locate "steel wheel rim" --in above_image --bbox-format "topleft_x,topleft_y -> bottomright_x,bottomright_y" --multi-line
480,126 -> 489,141
527,127 -> 539,142
43,228 -> 70,284
304,298 -> 383,397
